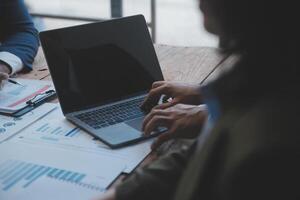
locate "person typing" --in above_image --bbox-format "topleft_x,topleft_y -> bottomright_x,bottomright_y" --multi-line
98,0 -> 300,199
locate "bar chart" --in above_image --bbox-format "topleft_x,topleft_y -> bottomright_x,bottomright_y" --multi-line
0,160 -> 103,192
36,122 -> 80,138
15,117 -> 108,151
0,139 -> 125,199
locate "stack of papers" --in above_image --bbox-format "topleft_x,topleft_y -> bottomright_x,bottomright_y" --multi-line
0,86 -> 154,199
12,106 -> 153,173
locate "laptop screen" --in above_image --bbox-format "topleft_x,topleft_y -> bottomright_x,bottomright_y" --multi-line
40,15 -> 164,114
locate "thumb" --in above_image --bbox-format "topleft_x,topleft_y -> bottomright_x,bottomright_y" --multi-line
0,72 -> 9,80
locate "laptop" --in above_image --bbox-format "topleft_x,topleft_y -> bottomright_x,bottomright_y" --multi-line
40,15 -> 166,148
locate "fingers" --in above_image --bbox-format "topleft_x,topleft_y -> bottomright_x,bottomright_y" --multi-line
0,72 -> 9,81
143,111 -> 171,135
0,73 -> 9,90
151,81 -> 165,89
143,109 -> 165,131
152,100 -> 177,110
141,84 -> 170,112
143,116 -> 171,135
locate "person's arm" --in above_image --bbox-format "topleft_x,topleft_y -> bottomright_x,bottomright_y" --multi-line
98,141 -> 197,200
139,81 -> 206,149
0,0 -> 39,74
116,142 -> 196,200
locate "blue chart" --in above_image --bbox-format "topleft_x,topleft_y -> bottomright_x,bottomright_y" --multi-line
36,123 -> 80,138
0,160 -> 102,192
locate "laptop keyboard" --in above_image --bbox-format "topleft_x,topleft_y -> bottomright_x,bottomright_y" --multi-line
75,97 -> 145,129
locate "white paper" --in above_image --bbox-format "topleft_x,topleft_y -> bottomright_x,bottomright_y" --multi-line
14,107 -> 153,173
0,141 -> 125,200
0,103 -> 57,143
3,176 -> 104,200
0,79 -> 54,112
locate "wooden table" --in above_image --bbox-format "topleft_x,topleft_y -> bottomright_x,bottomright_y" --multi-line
18,44 -> 234,187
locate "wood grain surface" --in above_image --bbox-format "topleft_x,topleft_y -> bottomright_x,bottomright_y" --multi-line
155,45 -> 226,83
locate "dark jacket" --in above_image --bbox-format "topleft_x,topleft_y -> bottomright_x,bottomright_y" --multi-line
116,54 -> 300,200
0,0 -> 39,71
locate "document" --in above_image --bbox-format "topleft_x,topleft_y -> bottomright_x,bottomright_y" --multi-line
0,79 -> 54,114
14,107 -> 153,173
0,103 -> 57,143
0,141 -> 125,200
8,176 -> 104,200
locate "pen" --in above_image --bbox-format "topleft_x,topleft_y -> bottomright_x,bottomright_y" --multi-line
8,79 -> 23,86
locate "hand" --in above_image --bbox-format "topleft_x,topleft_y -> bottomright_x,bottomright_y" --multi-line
0,63 -> 10,89
141,81 -> 203,112
142,104 -> 208,149
94,189 -> 116,200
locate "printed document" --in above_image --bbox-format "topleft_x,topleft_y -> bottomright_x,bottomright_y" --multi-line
0,103 -> 57,143
0,79 -> 54,113
13,106 -> 153,173
0,141 -> 125,200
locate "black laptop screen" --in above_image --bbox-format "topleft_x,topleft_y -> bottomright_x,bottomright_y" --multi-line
40,15 -> 164,113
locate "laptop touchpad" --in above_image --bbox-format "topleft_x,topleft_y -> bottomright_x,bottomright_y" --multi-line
125,117 -> 144,131
95,123 -> 141,146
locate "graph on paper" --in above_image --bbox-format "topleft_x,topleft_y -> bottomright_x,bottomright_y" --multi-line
15,116 -> 108,151
0,103 -> 57,143
14,108 -> 153,173
16,119 -> 85,145
0,160 -> 104,192
35,122 -> 80,138
0,139 -> 125,200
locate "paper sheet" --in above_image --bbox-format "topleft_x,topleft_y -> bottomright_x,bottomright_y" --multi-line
13,107 -> 153,173
0,141 -> 125,200
0,103 -> 57,143
3,176 -> 104,200
0,79 -> 54,112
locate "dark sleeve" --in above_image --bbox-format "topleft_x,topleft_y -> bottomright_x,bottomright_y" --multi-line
0,0 -> 39,71
116,141 -> 197,200
218,151 -> 300,200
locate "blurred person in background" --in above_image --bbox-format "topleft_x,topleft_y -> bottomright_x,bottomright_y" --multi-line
0,0 -> 39,88
98,0 -> 300,199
